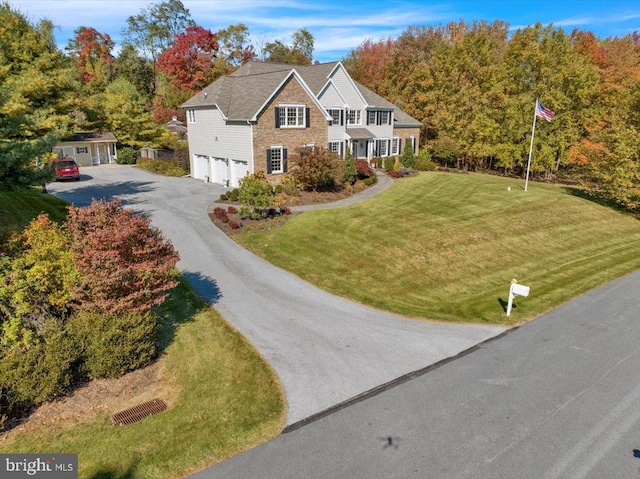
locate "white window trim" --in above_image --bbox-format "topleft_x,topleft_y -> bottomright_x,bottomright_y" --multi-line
329,141 -> 341,154
378,138 -> 389,157
391,137 -> 400,155
328,109 -> 341,126
279,104 -> 306,128
187,109 -> 196,123
270,145 -> 284,173
347,109 -> 361,126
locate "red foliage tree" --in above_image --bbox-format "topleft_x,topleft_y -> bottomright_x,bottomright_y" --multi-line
66,199 -> 179,315
157,25 -> 218,91
69,27 -> 115,84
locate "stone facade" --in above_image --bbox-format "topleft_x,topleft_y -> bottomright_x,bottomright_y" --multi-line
393,127 -> 421,156
253,76 -> 329,179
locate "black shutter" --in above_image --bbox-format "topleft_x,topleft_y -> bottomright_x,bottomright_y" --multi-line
305,108 -> 310,128
266,149 -> 272,174
366,111 -> 370,125
275,107 -> 280,128
340,110 -> 344,126
283,148 -> 288,172
398,139 -> 402,155
340,142 -> 344,157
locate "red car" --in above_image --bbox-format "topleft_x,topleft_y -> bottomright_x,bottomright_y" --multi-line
51,158 -> 80,181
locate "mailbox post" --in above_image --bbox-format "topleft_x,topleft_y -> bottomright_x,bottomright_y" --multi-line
506,281 -> 530,316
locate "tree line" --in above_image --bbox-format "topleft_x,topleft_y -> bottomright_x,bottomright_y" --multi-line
343,21 -> 640,209
0,0 -> 315,188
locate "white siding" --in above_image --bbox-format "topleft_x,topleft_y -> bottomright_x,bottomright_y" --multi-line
317,82 -> 345,108
186,107 -> 253,180
329,66 -> 366,110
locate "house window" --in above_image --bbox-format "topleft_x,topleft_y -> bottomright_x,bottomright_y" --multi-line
267,146 -> 287,174
347,109 -> 361,125
367,110 -> 392,125
329,141 -> 342,156
187,109 -> 196,123
278,105 -> 306,128
375,139 -> 389,157
77,147 -> 88,154
391,137 -> 400,155
328,109 -> 343,126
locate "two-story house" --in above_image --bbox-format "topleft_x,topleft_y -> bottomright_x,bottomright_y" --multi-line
182,61 -> 421,187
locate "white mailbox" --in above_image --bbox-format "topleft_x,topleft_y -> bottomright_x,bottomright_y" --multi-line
511,284 -> 530,297
506,281 -> 530,316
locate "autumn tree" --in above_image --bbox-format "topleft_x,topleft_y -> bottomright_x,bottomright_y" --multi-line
114,44 -> 155,98
0,3 -> 77,189
157,25 -> 219,91
66,199 -> 179,316
217,23 -> 257,67
97,77 -> 162,146
66,26 -> 115,89
122,0 -> 194,94
263,28 -> 314,65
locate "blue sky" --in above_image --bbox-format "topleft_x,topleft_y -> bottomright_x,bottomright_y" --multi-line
12,0 -> 640,62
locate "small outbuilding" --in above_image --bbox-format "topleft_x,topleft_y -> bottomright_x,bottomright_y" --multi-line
53,132 -> 118,167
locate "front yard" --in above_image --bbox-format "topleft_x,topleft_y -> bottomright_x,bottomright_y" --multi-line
235,172 -> 640,325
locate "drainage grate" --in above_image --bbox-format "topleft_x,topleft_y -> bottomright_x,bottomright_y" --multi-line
111,398 -> 167,425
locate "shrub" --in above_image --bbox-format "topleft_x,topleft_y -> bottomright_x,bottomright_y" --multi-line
387,169 -> 405,178
220,193 -> 228,201
292,147 -> 342,191
239,171 -> 274,220
384,157 -> 395,171
342,158 -> 357,185
416,149 -> 437,171
137,157 -> 187,177
66,199 -> 179,316
117,147 -> 138,165
279,174 -> 302,196
0,215 -> 80,339
399,166 -> 411,175
282,206 -> 291,215
355,159 -> 373,179
227,206 -> 238,214
213,207 -> 226,218
228,189 -> 240,202
228,221 -> 241,230
0,322 -> 78,422
69,311 -> 156,379
273,184 -> 283,194
400,141 -> 416,168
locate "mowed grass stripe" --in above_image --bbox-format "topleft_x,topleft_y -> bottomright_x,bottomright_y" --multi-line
238,172 -> 640,325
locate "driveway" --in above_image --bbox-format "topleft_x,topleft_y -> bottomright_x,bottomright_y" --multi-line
48,165 -> 506,426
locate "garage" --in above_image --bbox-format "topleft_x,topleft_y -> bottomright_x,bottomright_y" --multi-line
210,157 -> 228,185
192,154 -> 209,181
229,160 -> 249,188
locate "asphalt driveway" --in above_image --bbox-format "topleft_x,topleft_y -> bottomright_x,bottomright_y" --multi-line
48,165 -> 506,426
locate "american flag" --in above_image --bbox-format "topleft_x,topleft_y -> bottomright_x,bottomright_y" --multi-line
535,101 -> 555,122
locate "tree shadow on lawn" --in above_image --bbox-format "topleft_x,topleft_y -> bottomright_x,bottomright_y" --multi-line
155,272 -> 222,355
563,186 -> 640,218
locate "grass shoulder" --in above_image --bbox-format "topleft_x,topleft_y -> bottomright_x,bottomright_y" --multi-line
2,278 -> 286,478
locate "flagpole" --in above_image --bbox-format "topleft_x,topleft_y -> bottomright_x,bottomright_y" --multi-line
524,99 -> 538,192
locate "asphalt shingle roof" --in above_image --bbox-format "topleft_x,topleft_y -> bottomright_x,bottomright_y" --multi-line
182,61 -> 421,127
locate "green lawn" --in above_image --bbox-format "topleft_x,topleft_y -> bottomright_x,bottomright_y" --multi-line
0,187 -> 69,242
2,279 -> 286,478
1,189 -> 286,478
238,172 -> 640,325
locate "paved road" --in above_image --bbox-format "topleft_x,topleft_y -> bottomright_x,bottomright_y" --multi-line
48,165 -> 505,426
193,269 -> 640,479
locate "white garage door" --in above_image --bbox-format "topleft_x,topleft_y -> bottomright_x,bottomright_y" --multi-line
192,154 -> 209,181
230,160 -> 249,188
210,157 -> 228,185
